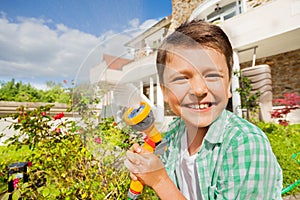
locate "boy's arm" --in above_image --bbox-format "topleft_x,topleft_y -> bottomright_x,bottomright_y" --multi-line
152,171 -> 186,200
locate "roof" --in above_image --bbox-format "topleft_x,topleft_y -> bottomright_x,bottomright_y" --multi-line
103,54 -> 133,71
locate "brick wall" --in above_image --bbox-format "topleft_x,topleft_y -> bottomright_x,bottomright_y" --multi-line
240,49 -> 300,100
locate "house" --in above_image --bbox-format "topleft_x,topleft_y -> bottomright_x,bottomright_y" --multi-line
90,0 -> 300,127
188,0 -> 300,123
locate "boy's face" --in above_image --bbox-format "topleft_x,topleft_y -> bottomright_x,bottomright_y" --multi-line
161,47 -> 232,128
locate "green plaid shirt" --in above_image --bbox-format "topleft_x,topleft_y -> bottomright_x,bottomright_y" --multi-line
160,110 -> 283,199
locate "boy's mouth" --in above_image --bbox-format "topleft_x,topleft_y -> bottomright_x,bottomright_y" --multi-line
185,103 -> 212,110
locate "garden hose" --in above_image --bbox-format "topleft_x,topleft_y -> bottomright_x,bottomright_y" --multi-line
124,102 -> 162,200
281,152 -> 300,195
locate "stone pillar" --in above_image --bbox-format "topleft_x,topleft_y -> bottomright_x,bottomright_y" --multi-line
170,0 -> 203,31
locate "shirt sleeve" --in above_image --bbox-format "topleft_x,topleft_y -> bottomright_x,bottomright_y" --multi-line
216,132 -> 282,200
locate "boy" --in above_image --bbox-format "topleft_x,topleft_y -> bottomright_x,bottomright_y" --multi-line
125,20 -> 282,199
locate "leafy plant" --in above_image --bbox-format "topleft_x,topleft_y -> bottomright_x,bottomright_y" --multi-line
271,92 -> 300,126
0,105 -> 129,199
233,70 -> 261,120
0,101 -> 159,199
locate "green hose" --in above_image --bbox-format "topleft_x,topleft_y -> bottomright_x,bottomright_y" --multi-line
281,179 -> 300,195
281,152 -> 300,195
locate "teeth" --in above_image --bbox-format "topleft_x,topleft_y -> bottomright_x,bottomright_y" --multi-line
188,104 -> 209,109
200,104 -> 208,109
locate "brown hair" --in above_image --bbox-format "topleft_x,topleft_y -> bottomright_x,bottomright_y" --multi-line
156,19 -> 233,83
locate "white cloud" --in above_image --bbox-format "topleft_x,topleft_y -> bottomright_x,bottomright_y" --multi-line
128,18 -> 140,28
140,19 -> 158,29
0,16 -> 99,83
0,15 -> 158,87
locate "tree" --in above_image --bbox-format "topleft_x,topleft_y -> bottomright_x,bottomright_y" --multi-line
0,79 -> 71,103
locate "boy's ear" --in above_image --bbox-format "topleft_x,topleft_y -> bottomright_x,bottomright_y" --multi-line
160,84 -> 169,103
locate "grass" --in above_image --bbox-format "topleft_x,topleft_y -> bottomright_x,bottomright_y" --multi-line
0,145 -> 31,163
263,124 -> 300,196
0,145 -> 32,193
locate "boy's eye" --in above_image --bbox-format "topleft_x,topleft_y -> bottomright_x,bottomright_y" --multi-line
206,73 -> 222,77
171,76 -> 188,82
205,73 -> 223,80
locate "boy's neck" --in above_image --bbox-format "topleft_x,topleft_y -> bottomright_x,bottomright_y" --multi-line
185,124 -> 209,156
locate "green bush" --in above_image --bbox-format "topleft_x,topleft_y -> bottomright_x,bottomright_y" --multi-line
0,105 -> 159,199
0,79 -> 71,103
257,122 -> 300,196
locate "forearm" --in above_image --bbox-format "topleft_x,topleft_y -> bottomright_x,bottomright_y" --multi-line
152,175 -> 186,200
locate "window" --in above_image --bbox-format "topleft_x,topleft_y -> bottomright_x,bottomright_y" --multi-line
207,1 -> 242,23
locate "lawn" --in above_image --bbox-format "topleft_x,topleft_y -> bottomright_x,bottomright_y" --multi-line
261,123 -> 300,195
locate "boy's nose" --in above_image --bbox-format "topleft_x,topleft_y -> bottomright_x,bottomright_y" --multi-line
189,76 -> 208,97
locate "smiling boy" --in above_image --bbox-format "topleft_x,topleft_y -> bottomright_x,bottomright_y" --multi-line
125,20 -> 282,199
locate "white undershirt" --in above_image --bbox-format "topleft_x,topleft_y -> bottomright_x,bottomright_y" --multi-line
177,131 -> 202,200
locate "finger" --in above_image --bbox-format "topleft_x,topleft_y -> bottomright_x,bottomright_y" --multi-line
132,143 -> 143,153
138,154 -> 165,172
124,159 -> 139,174
130,172 -> 138,181
126,151 -> 141,165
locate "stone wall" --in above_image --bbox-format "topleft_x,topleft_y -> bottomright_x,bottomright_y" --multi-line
170,0 -> 203,31
0,101 -> 76,117
240,49 -> 300,100
247,0 -> 271,8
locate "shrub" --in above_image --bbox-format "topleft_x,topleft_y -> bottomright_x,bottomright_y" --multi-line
271,92 -> 300,126
233,70 -> 261,120
0,105 -> 143,199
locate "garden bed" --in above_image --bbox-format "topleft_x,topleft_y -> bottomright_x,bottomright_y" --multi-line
0,104 -> 299,199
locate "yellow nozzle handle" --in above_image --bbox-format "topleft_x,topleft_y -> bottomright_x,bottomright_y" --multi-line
124,102 -> 150,125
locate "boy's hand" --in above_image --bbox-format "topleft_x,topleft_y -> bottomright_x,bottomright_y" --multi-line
124,143 -> 168,189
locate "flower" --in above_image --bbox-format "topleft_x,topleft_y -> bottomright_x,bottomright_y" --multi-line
27,161 -> 32,167
271,92 -> 300,126
94,137 -> 102,144
13,178 -> 20,188
41,111 -> 47,116
55,128 -> 61,133
53,112 -> 64,120
113,122 -> 117,126
278,120 -> 289,127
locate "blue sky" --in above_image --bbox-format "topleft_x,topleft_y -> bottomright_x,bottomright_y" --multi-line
0,0 -> 172,88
